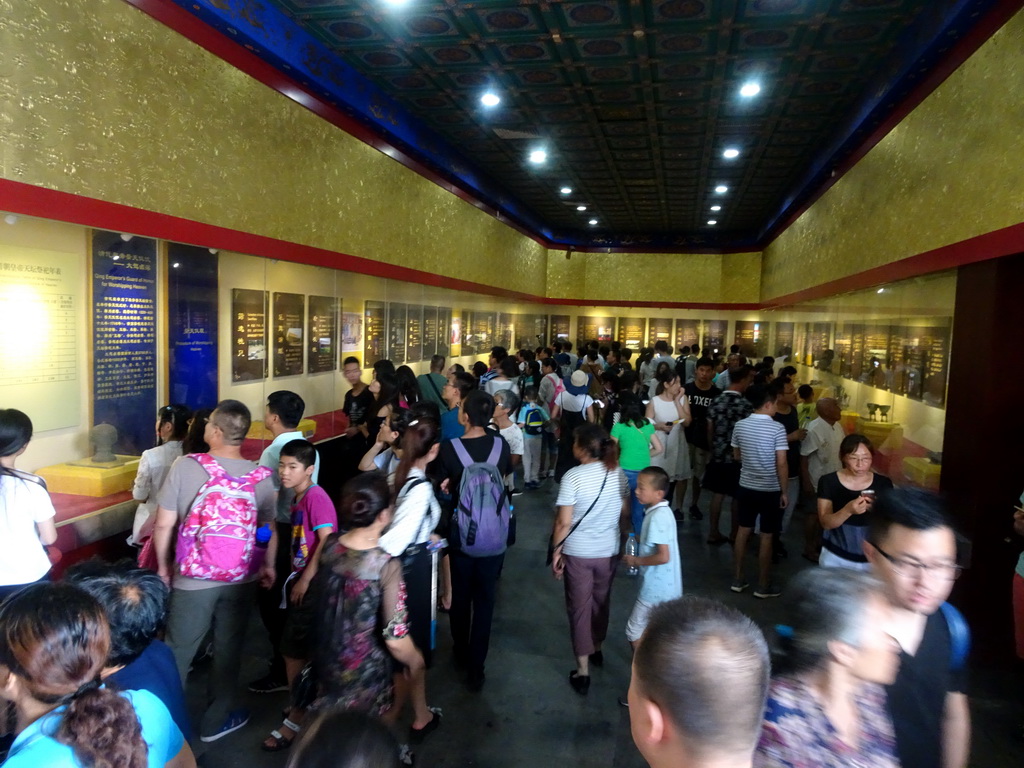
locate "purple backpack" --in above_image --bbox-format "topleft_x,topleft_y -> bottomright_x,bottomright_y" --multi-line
175,453 -> 272,583
451,438 -> 510,557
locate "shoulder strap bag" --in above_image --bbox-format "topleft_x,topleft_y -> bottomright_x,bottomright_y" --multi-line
545,470 -> 609,566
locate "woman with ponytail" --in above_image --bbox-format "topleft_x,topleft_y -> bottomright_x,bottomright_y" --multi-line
550,424 -> 629,696
131,403 -> 191,545
0,409 -> 58,601
0,582 -> 193,768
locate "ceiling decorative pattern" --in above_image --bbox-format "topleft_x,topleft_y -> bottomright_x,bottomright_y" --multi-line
168,0 -> 1005,249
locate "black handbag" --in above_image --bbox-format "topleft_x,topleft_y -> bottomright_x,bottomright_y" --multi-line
545,470 -> 609,566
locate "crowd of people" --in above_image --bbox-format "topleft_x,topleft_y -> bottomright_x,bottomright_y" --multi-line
0,336 -> 1018,767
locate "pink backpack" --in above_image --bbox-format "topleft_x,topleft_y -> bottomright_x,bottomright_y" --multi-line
175,453 -> 272,583
545,372 -> 566,412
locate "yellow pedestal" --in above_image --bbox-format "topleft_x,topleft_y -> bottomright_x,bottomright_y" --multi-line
903,457 -> 942,490
840,411 -> 860,434
856,419 -> 904,451
246,418 -> 317,441
37,456 -> 141,497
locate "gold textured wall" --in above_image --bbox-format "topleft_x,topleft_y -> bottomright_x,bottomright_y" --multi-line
0,0 -> 548,296
761,8 -> 1024,301
547,250 -> 761,304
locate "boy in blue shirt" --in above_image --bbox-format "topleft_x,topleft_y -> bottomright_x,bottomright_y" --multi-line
516,386 -> 550,489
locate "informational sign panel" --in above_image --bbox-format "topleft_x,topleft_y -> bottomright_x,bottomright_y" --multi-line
0,244 -> 82,432
704,319 -> 727,353
437,306 -> 452,358
550,314 -> 570,342
422,305 -> 438,360
580,316 -> 615,344
272,292 -> 305,378
515,314 -> 548,350
342,311 -> 363,360
406,304 -> 422,363
168,244 -> 218,408
648,317 -> 672,347
363,301 -> 386,367
774,322 -> 795,356
617,317 -> 644,349
734,321 -> 766,358
675,319 -> 700,351
231,289 -> 269,382
387,302 -> 407,365
307,295 -> 338,374
92,231 -> 157,454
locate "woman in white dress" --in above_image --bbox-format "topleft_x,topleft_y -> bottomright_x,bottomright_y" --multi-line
132,404 -> 191,545
645,370 -> 692,516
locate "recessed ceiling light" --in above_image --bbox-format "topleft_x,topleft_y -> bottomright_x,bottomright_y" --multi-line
707,220 -> 718,226
723,148 -> 740,159
560,186 -> 572,194
589,219 -> 598,225
577,205 -> 587,211
710,205 -> 721,212
480,92 -> 500,107
382,0 -> 411,6
529,149 -> 547,164
740,82 -> 761,97
714,185 -> 728,194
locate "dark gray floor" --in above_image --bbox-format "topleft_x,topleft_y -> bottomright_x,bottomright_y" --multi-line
190,480 -> 1022,767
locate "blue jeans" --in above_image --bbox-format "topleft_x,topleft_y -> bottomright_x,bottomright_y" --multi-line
623,469 -> 644,535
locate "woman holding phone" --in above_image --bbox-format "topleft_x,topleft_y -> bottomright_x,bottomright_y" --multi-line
816,434 -> 893,571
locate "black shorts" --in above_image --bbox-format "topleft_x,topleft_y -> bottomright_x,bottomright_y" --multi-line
703,461 -> 741,496
280,575 -> 317,659
736,487 -> 783,534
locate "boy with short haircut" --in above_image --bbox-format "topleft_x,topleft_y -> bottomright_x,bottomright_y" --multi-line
622,466 -> 683,649
517,386 -> 549,489
263,438 -> 336,751
796,384 -> 815,428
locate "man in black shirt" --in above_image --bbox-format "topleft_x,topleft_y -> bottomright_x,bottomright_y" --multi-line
439,390 -> 511,692
682,357 -> 720,520
768,377 -> 805,561
865,488 -> 970,768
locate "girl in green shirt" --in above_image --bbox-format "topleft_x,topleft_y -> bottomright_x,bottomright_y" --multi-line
610,393 -> 662,534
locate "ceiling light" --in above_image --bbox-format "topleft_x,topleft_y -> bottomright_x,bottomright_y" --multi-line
707,220 -> 717,226
172,262 -> 180,268
576,205 -> 587,211
710,205 -> 721,212
740,82 -> 761,97
723,148 -> 740,159
588,219 -> 598,225
529,149 -> 547,164
382,0 -> 411,6
480,92 -> 500,107
714,185 -> 728,194
560,187 -> 572,194
877,288 -> 885,294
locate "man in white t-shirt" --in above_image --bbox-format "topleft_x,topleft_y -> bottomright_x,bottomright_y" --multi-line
800,397 -> 845,562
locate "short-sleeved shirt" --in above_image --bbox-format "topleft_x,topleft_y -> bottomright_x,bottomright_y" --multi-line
731,414 -> 788,491
498,423 -> 524,457
259,430 -> 321,523
417,372 -> 448,410
555,462 -> 628,558
773,407 -> 801,476
0,470 -> 56,586
132,440 -> 183,542
682,382 -> 721,449
554,391 -> 594,415
156,454 -> 277,591
108,639 -> 191,741
817,471 -> 894,563
343,386 -> 375,427
755,676 -> 899,768
886,609 -> 968,768
611,420 -> 657,471
707,390 -> 754,463
801,418 -> 846,487
4,688 -> 183,768
638,501 -> 682,603
440,407 -> 465,442
291,484 -> 336,572
439,434 -> 511,495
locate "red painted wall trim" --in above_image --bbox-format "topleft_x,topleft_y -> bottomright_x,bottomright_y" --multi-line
2,179 -> 1022,310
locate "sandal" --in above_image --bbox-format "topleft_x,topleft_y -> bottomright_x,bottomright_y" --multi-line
409,707 -> 442,743
261,718 -> 301,752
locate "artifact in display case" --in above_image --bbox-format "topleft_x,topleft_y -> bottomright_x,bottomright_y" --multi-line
675,319 -> 700,352
422,306 -> 438,359
551,314 -> 570,342
774,322 -> 795,357
307,295 -> 338,374
387,302 -> 407,365
273,292 -> 305,378
834,325 -> 852,378
363,301 -> 386,367
860,327 -> 890,389
648,318 -> 672,347
41,423 -> 142,497
437,306 -> 452,357
92,230 -> 158,454
733,321 -> 766,359
406,304 -> 423,363
704,320 -> 726,354
617,317 -> 644,350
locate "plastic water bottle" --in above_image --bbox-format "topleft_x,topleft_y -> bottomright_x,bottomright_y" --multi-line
249,523 -> 273,576
626,532 -> 639,577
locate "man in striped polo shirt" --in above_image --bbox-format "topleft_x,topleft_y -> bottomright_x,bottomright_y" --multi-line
729,386 -> 789,599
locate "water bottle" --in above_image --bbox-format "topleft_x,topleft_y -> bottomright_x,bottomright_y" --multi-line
626,532 -> 639,577
249,523 -> 273,576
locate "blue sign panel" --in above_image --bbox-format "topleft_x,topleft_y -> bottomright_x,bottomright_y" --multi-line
168,244 -> 219,408
92,230 -> 158,456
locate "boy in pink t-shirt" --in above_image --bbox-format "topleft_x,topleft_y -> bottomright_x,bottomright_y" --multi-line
262,439 -> 336,752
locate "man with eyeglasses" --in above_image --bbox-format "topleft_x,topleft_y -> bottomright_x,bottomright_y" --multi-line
864,488 -> 970,768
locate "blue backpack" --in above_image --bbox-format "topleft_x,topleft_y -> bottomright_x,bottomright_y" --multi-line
523,405 -> 546,436
451,438 -> 510,557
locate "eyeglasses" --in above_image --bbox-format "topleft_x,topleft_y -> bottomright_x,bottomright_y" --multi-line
871,543 -> 962,581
